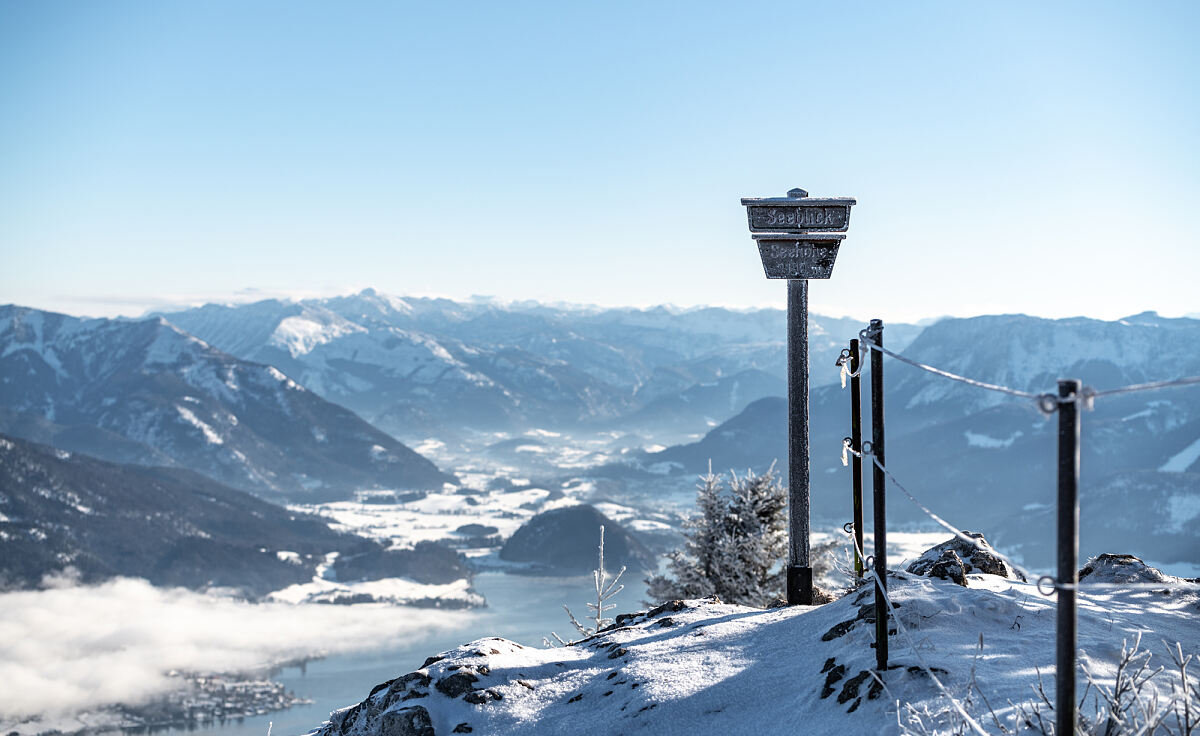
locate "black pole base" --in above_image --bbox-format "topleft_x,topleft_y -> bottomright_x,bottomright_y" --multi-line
787,565 -> 814,605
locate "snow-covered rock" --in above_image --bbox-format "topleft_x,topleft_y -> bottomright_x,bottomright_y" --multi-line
906,531 -> 1027,584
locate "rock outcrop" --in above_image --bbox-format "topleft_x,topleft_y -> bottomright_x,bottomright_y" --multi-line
905,531 -> 1026,585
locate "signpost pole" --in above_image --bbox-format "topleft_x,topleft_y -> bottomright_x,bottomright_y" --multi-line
786,278 -> 812,605
740,187 -> 856,606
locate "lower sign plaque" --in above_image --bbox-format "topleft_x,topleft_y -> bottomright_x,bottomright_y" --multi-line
754,237 -> 844,280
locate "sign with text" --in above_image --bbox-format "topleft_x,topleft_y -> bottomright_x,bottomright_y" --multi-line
753,235 -> 845,279
744,203 -> 853,233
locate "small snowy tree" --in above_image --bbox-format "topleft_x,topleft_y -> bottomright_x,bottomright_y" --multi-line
646,463 -> 788,608
722,465 -> 788,605
547,525 -> 626,645
645,467 -> 722,602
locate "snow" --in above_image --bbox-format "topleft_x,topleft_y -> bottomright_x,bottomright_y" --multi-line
514,444 -> 551,454
296,484 -> 580,549
268,576 -> 483,607
1159,435 -> 1200,472
317,567 -> 1200,736
1165,492 -> 1200,532
963,430 -> 1023,449
143,322 -> 203,366
269,315 -> 366,358
175,405 -> 224,445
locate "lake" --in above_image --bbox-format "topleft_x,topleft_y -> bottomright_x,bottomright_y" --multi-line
172,571 -> 651,736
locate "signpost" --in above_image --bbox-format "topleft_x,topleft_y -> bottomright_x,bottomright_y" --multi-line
740,187 -> 856,605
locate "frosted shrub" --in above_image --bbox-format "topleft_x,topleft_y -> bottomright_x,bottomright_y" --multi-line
898,634 -> 1200,735
645,463 -> 787,608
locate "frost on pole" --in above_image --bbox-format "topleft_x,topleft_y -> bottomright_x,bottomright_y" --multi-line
739,187 -> 856,605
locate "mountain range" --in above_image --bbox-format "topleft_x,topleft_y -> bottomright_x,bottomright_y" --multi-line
637,312 -> 1200,568
158,289 -> 923,443
0,305 -> 452,503
3,292 -> 1196,578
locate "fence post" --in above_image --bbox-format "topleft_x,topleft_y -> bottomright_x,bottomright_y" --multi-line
849,338 -> 864,579
1056,379 -> 1081,736
868,319 -> 888,672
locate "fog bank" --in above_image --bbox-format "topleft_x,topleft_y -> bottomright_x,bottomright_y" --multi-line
0,574 -> 474,720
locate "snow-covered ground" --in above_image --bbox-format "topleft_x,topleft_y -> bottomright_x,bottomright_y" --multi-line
312,560 -> 1200,736
268,574 -> 484,608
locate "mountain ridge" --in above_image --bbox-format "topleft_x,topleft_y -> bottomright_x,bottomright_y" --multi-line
0,305 -> 453,502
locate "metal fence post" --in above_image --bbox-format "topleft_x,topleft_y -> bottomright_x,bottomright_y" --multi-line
1057,379 -> 1081,736
868,319 -> 888,671
849,338 -> 864,579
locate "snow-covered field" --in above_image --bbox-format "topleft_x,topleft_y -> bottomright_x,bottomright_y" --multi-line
315,564 -> 1200,736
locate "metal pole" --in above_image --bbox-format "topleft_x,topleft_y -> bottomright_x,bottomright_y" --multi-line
1056,379 -> 1081,736
849,338 -> 864,579
868,319 -> 888,671
786,278 -> 813,605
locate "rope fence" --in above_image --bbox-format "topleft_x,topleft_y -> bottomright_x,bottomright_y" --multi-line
833,319 -> 1200,735
838,332 -> 1200,414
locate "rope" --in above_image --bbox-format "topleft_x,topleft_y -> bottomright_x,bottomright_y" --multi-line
1090,374 -> 1200,398
1041,577 -> 1200,594
852,329 -> 1200,412
842,440 -> 1038,584
857,330 -> 1044,401
845,441 -> 1200,597
840,527 -> 993,736
835,349 -> 864,387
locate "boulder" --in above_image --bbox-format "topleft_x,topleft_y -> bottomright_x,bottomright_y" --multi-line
1078,553 -> 1185,584
906,531 -> 1026,582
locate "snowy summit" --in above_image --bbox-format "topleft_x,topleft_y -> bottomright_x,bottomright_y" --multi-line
307,549 -> 1199,736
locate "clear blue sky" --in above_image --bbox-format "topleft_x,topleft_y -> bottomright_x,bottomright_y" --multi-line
2,1 -> 1197,322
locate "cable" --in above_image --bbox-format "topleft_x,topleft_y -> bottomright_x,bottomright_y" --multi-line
840,527 -> 993,736
1090,375 -> 1200,398
857,331 -> 1045,401
841,440 -> 1038,584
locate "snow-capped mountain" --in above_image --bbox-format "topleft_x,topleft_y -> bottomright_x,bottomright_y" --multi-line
640,313 -> 1200,568
0,305 -> 452,501
159,289 -> 922,441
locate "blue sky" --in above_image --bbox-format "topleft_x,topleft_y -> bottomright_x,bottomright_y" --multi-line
1,1 -> 1197,322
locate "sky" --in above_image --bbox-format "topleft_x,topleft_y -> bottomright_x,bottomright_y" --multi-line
1,1 -> 1198,323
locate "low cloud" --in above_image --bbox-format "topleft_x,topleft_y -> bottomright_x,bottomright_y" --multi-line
0,575 -> 474,720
